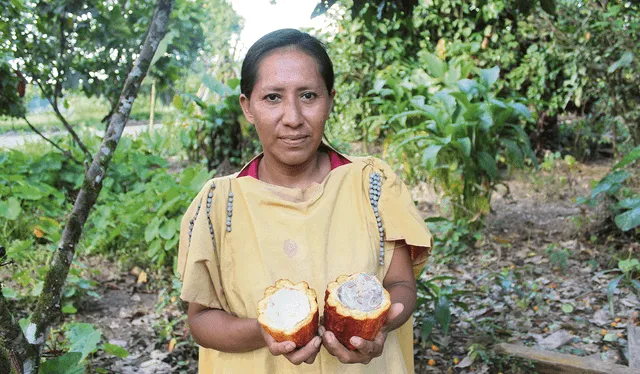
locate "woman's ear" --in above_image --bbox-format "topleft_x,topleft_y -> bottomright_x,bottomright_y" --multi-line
239,94 -> 254,124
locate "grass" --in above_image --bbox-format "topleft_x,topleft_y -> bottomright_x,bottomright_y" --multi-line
0,94 -> 173,134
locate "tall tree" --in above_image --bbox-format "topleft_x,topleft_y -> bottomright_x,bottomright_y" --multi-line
0,0 -> 175,372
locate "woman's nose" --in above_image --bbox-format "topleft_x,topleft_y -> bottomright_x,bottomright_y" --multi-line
282,100 -> 303,127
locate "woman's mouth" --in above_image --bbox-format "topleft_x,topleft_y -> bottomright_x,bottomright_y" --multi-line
280,136 -> 309,146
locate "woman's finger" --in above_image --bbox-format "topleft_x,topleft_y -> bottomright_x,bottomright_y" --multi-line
284,336 -> 322,365
322,331 -> 356,363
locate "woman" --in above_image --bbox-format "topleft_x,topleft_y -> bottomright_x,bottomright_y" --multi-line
178,29 -> 433,373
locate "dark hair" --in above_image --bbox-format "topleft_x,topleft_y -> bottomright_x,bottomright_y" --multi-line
240,29 -> 334,99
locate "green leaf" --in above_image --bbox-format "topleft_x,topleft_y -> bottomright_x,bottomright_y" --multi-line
613,146 -> 640,170
618,259 -> 640,275
145,218 -> 161,243
480,66 -> 500,87
457,79 -> 481,96
502,139 -> 525,168
540,0 -> 556,15
434,296 -> 451,334
102,343 -> 129,358
510,102 -> 532,120
420,316 -> 436,341
67,322 -> 102,361
62,304 -> 78,314
150,30 -> 177,66
0,197 -> 21,220
14,182 -> 45,200
614,207 -> 640,232
423,53 -> 445,79
38,352 -> 84,374
616,198 -> 640,210
158,220 -> 176,240
591,170 -> 631,198
2,287 -> 17,299
421,145 -> 443,168
561,303 -> 574,313
603,333 -> 618,342
608,51 -> 634,73
478,152 -> 497,180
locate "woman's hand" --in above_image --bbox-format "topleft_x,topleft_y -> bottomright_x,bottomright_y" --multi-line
320,303 -> 404,364
260,327 -> 323,365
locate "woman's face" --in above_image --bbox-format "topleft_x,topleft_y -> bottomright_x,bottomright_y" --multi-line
239,48 -> 335,167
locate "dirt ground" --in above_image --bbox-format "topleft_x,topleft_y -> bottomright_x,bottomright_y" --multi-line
73,160 -> 638,373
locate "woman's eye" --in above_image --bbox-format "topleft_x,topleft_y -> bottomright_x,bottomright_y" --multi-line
265,94 -> 280,102
301,92 -> 317,100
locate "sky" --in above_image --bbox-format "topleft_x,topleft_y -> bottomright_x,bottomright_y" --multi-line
229,0 -> 331,57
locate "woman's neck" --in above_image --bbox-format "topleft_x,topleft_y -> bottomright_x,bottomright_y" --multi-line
258,151 -> 330,189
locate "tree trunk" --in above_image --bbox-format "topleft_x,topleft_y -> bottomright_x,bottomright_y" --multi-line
0,1 -> 175,372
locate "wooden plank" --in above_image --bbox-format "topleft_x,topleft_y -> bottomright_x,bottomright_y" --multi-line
495,343 -> 638,374
629,315 -> 640,369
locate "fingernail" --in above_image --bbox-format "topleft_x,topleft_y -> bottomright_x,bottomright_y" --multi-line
326,333 -> 334,343
350,336 -> 360,346
314,337 -> 321,348
286,343 -> 295,351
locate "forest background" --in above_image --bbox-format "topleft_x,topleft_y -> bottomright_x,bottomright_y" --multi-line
0,0 -> 638,373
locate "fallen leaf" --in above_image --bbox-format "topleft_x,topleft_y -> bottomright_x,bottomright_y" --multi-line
33,226 -> 44,238
168,338 -> 177,352
137,271 -> 148,284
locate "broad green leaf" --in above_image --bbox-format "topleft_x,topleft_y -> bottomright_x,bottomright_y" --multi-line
150,30 -> 177,66
616,198 -> 640,210
2,287 -> 17,299
618,259 -> 640,275
480,66 -> 500,87
38,352 -> 84,374
561,303 -> 574,313
457,137 -> 471,157
62,304 -> 78,314
591,170 -> 631,198
502,139 -> 525,168
145,218 -> 161,243
421,145 -> 443,168
67,322 -> 102,360
420,316 -> 436,341
14,182 -> 45,200
159,220 -> 176,240
478,152 -> 497,180
434,296 -> 451,334
614,207 -> 640,232
510,102 -> 532,120
0,197 -> 21,220
423,53 -> 445,79
608,51 -> 634,73
613,146 -> 640,170
457,79 -> 481,96
102,343 -> 129,358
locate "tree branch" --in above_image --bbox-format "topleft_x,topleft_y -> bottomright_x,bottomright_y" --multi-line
13,1 -> 175,372
22,117 -> 80,164
34,79 -> 93,161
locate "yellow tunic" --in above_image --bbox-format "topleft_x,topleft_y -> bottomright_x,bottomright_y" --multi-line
178,155 -> 433,373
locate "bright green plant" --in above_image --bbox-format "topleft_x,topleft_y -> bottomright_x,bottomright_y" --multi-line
578,146 -> 640,234
172,78 -> 260,171
545,244 -> 571,271
380,54 -> 535,225
414,275 -> 470,344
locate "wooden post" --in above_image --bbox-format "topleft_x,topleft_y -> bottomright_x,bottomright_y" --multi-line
629,315 -> 640,369
149,78 -> 156,132
495,343 -> 638,374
